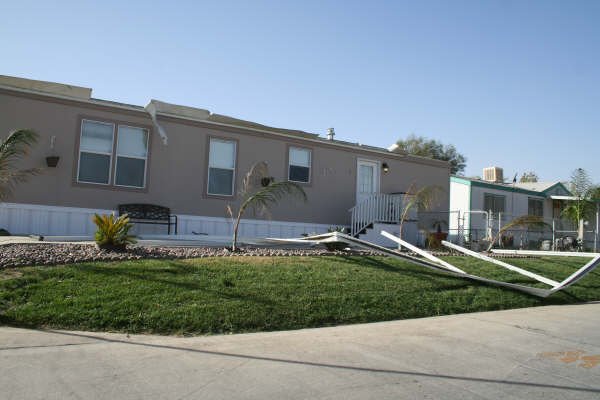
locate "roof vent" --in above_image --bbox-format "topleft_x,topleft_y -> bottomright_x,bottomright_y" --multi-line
483,166 -> 504,183
327,127 -> 335,141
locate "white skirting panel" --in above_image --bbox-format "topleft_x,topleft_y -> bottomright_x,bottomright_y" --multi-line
0,202 -> 114,236
0,202 -> 335,238
174,214 -> 332,238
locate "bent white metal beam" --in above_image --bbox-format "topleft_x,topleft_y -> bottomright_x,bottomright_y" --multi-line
550,256 -> 600,291
378,232 -> 559,297
270,232 -> 552,297
491,249 -> 600,257
441,240 -> 559,287
268,231 -> 600,298
380,231 -> 466,274
268,232 -> 464,274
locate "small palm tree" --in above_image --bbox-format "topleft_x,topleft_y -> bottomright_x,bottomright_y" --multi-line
93,213 -> 137,251
397,183 -> 444,246
486,215 -> 548,252
0,129 -> 40,200
227,162 -> 307,251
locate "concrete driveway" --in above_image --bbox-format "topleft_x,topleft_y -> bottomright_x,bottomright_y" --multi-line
1,303 -> 599,399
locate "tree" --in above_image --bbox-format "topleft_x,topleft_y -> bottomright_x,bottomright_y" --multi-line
0,129 -> 40,200
519,171 -> 538,183
561,168 -> 596,228
227,162 -> 307,251
395,135 -> 466,175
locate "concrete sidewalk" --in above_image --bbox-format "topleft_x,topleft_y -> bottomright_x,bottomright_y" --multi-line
1,304 -> 599,399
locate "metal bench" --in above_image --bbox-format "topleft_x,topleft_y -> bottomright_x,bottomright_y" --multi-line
118,204 -> 178,235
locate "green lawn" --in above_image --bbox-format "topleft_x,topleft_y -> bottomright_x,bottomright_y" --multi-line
1,255 -> 598,335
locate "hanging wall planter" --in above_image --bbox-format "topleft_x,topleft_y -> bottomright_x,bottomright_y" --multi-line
261,176 -> 275,187
46,156 -> 60,168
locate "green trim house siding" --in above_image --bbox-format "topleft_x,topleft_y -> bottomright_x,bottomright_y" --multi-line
541,182 -> 571,196
450,176 -> 559,198
450,176 -> 472,233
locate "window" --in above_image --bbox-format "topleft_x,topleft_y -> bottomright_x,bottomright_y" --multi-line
483,193 -> 505,214
115,126 -> 149,188
78,120 -> 114,184
288,147 -> 311,183
77,119 -> 149,188
208,138 -> 236,196
359,164 -> 374,193
528,198 -> 544,217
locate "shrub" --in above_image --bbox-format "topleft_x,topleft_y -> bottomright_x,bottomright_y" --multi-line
93,213 -> 136,251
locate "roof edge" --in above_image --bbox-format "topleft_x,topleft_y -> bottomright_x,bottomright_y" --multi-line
451,176 -> 546,197
0,75 -> 91,100
157,113 -> 450,168
0,75 -> 450,169
541,182 -> 573,196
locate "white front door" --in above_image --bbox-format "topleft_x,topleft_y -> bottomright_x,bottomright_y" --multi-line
356,159 -> 380,204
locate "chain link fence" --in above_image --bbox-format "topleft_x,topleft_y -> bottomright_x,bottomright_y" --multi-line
417,210 -> 599,252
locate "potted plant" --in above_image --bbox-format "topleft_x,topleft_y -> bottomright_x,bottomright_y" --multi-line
426,220 -> 448,248
501,234 -> 514,248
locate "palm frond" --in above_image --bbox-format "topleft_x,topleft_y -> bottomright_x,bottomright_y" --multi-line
399,184 -> 444,223
487,215 -> 549,251
0,129 -> 38,163
239,161 -> 269,199
243,181 -> 307,216
0,129 -> 40,200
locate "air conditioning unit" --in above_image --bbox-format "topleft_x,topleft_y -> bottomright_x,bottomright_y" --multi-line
483,167 -> 504,183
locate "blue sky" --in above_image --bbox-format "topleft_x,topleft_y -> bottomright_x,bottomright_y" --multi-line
2,0 -> 599,182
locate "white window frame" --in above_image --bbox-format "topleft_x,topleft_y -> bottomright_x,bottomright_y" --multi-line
288,146 -> 312,184
76,119 -> 115,186
113,125 -> 150,189
207,138 -> 237,196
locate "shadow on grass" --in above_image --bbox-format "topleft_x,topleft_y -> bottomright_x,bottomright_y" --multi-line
337,255 -> 556,297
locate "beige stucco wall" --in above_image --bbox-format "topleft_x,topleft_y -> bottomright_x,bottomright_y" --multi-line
0,89 -> 450,225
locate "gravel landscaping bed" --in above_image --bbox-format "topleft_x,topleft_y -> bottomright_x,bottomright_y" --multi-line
0,242 -> 536,269
0,243 -> 387,269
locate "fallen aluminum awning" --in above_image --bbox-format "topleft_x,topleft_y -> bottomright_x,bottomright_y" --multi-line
268,231 -> 600,298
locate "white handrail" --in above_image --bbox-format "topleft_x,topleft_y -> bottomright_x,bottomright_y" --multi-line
349,193 -> 404,236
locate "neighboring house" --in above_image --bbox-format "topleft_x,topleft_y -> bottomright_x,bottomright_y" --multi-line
449,166 -> 574,243
0,75 -> 450,242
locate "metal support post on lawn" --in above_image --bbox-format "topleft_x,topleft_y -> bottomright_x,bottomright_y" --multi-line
457,210 -> 463,245
498,212 -> 502,247
552,219 -> 556,251
594,208 -> 600,253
